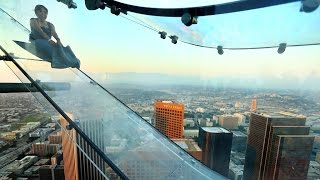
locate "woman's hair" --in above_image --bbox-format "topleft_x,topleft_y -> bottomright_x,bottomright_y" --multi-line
34,5 -> 48,13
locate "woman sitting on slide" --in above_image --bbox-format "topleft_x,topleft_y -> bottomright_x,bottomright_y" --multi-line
29,4 -> 80,68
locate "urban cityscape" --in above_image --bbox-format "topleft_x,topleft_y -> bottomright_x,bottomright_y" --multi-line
0,0 -> 319,179
0,82 -> 320,179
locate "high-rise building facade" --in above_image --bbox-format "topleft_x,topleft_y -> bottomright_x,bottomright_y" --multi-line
60,115 -> 106,180
251,99 -> 257,112
268,135 -> 314,179
243,112 -> 313,180
263,126 -> 310,179
198,127 -> 233,177
60,114 -> 79,180
154,100 -> 184,139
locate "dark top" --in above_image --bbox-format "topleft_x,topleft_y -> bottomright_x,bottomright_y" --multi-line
29,19 -> 53,41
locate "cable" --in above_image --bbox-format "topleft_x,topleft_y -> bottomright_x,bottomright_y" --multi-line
180,40 -> 320,50
0,7 -> 31,33
127,14 -> 160,32
120,14 -> 159,32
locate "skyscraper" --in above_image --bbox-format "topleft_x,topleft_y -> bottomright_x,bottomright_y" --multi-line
263,126 -> 311,179
60,115 -> 107,180
198,127 -> 233,177
243,112 -> 312,180
60,114 -> 79,180
154,100 -> 184,139
251,99 -> 257,112
268,135 -> 314,179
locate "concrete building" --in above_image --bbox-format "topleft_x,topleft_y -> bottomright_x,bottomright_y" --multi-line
183,129 -> 199,138
172,138 -> 202,161
24,166 -> 41,175
6,156 -> 38,174
307,161 -> 320,179
218,115 -> 239,130
29,128 -> 52,138
229,161 -> 244,180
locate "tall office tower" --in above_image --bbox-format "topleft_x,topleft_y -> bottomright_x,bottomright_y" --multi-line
77,118 -> 106,180
243,112 -> 309,180
60,114 -> 79,180
154,100 -> 184,139
268,135 -> 314,179
251,99 -> 257,112
263,126 -> 311,179
198,127 -> 233,177
60,115 -> 107,180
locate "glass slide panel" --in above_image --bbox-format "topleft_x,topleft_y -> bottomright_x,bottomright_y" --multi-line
126,2 -> 320,48
2,61 -> 111,179
0,1 -> 227,179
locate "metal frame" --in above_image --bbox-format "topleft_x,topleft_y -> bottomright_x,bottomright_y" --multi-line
103,0 -> 301,17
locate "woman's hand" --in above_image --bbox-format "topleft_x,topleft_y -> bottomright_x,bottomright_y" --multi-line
48,39 -> 56,46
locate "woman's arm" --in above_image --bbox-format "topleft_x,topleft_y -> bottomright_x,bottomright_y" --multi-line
50,23 -> 61,44
30,18 -> 51,40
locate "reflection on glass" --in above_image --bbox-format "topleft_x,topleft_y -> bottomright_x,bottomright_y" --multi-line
1,0 -> 320,180
0,1 -> 227,179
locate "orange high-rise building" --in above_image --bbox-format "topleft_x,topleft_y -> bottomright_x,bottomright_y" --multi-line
251,99 -> 257,112
154,100 -> 184,139
60,114 -> 79,180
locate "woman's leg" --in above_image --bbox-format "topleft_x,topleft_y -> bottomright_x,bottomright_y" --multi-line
32,39 -> 53,61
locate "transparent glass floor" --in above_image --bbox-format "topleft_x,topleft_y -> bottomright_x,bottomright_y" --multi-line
0,1 -> 228,179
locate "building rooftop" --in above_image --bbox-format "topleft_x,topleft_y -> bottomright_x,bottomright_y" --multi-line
201,127 -> 231,134
155,99 -> 182,105
232,131 -> 247,137
254,111 -> 306,119
172,138 -> 201,151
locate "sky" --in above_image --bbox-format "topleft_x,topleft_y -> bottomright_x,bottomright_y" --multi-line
0,0 -> 319,89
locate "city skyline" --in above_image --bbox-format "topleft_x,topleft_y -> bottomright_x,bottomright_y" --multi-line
1,81 -> 320,179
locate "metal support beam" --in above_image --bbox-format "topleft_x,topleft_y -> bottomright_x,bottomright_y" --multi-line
0,55 -> 7,60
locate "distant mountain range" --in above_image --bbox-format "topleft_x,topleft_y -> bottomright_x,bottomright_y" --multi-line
87,72 -> 320,91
